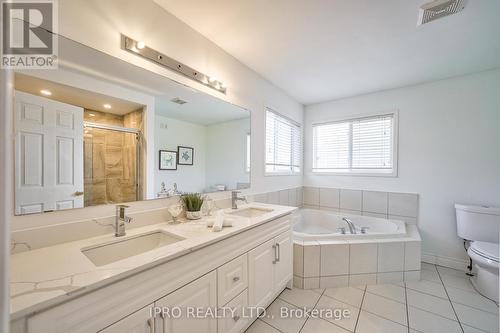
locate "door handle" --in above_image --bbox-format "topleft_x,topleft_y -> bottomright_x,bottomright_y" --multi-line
74,191 -> 84,196
272,244 -> 277,264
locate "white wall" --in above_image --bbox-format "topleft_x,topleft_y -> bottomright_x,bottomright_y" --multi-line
205,118 -> 251,191
155,116 -> 207,194
304,69 -> 500,264
58,0 -> 304,193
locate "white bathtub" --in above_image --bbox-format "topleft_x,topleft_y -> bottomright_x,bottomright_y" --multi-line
293,208 -> 406,241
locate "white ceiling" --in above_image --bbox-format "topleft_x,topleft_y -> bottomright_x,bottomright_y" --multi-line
155,92 -> 249,126
155,0 -> 500,104
14,73 -> 144,115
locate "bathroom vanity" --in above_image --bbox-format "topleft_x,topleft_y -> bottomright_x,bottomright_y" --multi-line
10,204 -> 296,333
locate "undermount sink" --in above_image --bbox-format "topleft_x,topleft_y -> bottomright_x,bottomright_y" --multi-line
82,231 -> 184,266
228,207 -> 274,218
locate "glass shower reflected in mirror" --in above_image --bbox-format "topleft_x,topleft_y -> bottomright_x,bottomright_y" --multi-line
83,124 -> 141,207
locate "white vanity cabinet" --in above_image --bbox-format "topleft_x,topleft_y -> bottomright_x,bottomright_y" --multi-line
99,306 -> 154,333
248,230 -> 293,309
154,271 -> 217,333
18,213 -> 294,333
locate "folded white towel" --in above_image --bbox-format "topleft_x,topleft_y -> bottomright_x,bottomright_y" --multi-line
207,211 -> 234,231
212,210 -> 224,232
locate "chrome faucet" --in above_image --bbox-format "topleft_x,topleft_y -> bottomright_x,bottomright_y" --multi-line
231,191 -> 247,209
115,205 -> 133,237
342,217 -> 357,234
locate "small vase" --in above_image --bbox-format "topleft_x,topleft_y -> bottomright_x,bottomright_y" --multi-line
186,210 -> 202,220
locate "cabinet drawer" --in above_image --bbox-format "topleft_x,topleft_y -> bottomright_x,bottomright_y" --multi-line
218,289 -> 248,333
217,253 -> 248,307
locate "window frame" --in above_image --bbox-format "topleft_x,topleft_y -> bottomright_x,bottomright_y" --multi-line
264,107 -> 302,176
311,111 -> 399,177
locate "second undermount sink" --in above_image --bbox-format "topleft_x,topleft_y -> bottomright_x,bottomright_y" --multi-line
228,207 -> 274,218
82,231 -> 184,267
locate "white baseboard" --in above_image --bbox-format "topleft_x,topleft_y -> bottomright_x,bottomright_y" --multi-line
422,252 -> 469,271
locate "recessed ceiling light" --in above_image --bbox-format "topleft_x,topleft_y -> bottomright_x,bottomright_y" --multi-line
40,89 -> 52,96
103,104 -> 112,109
136,41 -> 145,50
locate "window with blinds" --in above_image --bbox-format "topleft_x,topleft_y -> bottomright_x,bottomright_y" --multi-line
265,109 -> 302,174
312,113 -> 396,175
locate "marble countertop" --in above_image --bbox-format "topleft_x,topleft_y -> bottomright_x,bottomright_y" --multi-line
10,203 -> 297,320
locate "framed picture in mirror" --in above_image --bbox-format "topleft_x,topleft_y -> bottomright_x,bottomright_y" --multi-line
178,146 -> 194,165
159,150 -> 177,170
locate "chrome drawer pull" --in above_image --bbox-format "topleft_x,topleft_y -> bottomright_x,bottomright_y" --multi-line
272,245 -> 277,264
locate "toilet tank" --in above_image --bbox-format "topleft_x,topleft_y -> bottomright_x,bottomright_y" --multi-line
455,204 -> 500,243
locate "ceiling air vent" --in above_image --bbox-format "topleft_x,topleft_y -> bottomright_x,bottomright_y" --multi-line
170,97 -> 187,105
417,0 -> 466,26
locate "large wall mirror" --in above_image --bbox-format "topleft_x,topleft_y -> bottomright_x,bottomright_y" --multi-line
12,34 -> 250,216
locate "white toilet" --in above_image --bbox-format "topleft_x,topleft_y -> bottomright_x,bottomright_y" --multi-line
455,204 -> 500,302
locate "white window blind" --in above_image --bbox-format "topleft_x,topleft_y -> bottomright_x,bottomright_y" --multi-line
313,114 -> 395,174
266,109 -> 301,174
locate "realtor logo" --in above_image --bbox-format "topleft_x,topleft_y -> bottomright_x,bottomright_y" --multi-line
1,0 -> 58,68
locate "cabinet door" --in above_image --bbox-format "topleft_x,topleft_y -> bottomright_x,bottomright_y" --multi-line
274,231 -> 293,292
248,239 -> 275,309
156,271 -> 217,333
99,305 -> 154,333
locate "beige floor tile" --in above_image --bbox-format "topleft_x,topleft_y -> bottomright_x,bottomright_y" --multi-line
406,289 -> 456,320
421,262 -> 438,271
420,268 -> 441,283
436,266 -> 467,278
365,284 -> 406,303
323,287 -> 365,308
440,273 -> 474,292
462,324 -> 493,333
362,292 -> 407,325
279,288 -> 322,310
453,302 -> 499,333
261,298 -> 308,333
446,286 -> 499,314
300,317 -> 350,333
356,310 -> 407,333
405,280 -> 448,299
245,319 -> 282,333
315,295 -> 360,332
408,306 -> 462,333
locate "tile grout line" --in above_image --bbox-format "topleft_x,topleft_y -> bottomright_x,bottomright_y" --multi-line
353,285 -> 367,332
435,264 -> 465,333
298,288 -> 326,333
404,280 -> 410,333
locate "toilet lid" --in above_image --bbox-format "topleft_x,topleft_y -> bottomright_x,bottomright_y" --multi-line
470,242 -> 499,262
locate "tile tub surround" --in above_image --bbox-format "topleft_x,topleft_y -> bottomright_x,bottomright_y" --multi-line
246,263 -> 499,333
9,203 -> 297,319
10,187 -> 303,254
293,225 -> 422,288
301,187 -> 419,225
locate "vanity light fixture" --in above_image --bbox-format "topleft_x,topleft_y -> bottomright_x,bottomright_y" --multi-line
136,41 -> 146,50
103,104 -> 112,109
40,89 -> 52,96
121,34 -> 227,94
